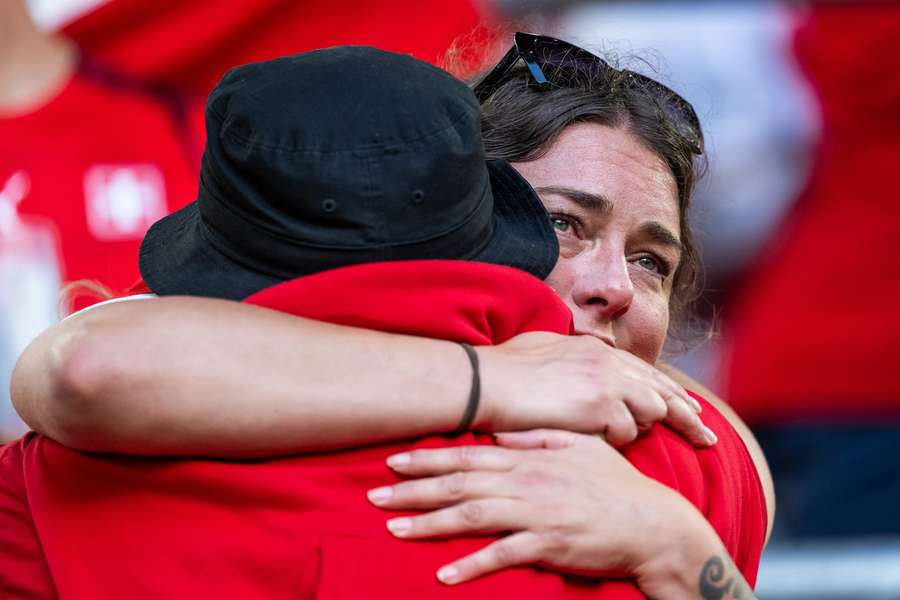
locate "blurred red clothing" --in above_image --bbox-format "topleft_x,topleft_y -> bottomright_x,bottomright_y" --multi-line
0,56 -> 201,294
720,3 -> 900,424
64,0 -> 490,96
0,262 -> 766,598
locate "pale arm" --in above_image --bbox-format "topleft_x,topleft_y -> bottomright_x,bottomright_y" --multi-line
11,297 -> 710,456
12,297 -> 470,457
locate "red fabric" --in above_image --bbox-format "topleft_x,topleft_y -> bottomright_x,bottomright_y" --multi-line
63,0 -> 490,96
2,262 -> 765,598
0,435 -> 56,599
720,3 -> 900,424
0,58 -> 201,296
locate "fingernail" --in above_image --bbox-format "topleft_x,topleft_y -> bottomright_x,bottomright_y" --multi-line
705,427 -> 717,444
367,486 -> 393,505
437,565 -> 460,584
387,453 -> 411,468
690,397 -> 702,412
386,517 -> 412,535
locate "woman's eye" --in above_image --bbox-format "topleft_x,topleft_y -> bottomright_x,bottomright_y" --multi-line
636,255 -> 663,274
551,217 -> 571,233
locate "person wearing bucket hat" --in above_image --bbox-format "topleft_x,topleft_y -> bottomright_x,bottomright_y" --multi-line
138,46 -> 558,300
9,37 -> 768,598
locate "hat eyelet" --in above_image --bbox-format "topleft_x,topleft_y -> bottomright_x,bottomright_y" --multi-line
411,190 -> 425,205
322,198 -> 338,212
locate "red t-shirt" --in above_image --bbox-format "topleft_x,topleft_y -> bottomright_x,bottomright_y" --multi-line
0,262 -> 766,598
0,435 -> 56,599
0,57 -> 201,294
719,4 -> 900,424
64,0 -> 490,96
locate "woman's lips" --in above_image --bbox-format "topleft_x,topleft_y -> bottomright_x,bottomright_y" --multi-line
576,330 -> 617,348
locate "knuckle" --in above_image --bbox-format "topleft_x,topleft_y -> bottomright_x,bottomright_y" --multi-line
608,416 -> 639,446
459,501 -> 484,526
584,395 -> 615,424
514,466 -> 549,487
645,395 -> 668,421
405,449 -> 426,466
493,541 -> 517,566
668,398 -> 692,423
442,471 -> 467,497
456,445 -> 479,469
539,530 -> 570,556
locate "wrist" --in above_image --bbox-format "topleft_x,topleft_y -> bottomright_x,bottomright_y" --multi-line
469,345 -> 500,431
634,490 -> 724,599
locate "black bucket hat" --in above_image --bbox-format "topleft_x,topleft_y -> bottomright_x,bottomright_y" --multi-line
139,46 -> 558,300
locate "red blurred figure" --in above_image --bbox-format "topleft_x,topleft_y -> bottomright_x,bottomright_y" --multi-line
719,1 -> 900,537
0,0 -> 201,295
63,0 -> 490,96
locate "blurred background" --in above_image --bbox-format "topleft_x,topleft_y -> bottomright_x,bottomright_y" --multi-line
2,0 -> 899,598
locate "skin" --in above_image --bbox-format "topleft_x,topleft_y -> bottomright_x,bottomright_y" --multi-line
0,0 -> 77,116
520,123 -> 681,365
9,123 -> 767,598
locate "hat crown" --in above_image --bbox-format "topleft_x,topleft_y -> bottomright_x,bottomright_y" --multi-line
139,46 -> 558,300
200,46 -> 489,251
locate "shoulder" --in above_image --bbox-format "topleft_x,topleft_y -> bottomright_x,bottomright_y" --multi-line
657,363 -> 775,542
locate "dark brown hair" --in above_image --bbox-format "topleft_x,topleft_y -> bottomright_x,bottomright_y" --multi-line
473,62 -> 706,343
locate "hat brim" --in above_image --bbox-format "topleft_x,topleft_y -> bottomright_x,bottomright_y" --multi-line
139,160 -> 558,300
473,160 -> 559,281
139,203 -> 282,300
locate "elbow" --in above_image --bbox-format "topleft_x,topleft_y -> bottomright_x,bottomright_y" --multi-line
12,318 -> 122,450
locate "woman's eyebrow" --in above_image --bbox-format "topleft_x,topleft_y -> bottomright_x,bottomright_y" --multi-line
534,186 -> 612,214
536,185 -> 681,251
641,222 -> 683,254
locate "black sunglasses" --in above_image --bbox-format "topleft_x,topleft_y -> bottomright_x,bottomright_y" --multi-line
473,32 -> 703,155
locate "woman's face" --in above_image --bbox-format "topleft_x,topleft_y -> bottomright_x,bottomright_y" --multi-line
512,122 -> 681,365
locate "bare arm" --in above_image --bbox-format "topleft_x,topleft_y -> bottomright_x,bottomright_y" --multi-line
12,297 -> 471,457
12,297 -> 711,456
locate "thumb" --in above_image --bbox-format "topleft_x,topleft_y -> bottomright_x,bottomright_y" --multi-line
494,429 -> 579,450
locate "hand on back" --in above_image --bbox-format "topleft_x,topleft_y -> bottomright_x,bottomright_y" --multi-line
476,331 -> 716,448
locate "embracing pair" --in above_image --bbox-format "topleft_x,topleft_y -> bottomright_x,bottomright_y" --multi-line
7,34 -> 770,599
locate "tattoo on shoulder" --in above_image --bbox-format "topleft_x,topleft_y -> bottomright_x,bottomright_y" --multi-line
699,554 -> 757,600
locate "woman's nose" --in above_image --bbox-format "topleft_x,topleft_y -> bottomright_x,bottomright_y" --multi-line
571,247 -> 634,321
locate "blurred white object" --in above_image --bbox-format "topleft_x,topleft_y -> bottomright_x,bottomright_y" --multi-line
560,0 -> 820,283
756,538 -> 900,600
0,170 -> 62,439
25,0 -> 108,31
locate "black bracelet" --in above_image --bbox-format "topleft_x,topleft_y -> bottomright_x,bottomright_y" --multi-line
452,342 -> 480,436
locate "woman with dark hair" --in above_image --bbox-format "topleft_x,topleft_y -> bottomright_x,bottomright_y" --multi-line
9,35 -> 769,599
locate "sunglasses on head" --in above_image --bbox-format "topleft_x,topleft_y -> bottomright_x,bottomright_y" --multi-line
473,32 -> 703,155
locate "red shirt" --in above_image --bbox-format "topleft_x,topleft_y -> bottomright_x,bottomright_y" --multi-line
64,0 -> 490,96
1,57 -> 201,293
0,262 -> 766,598
719,4 -> 900,424
0,435 -> 56,599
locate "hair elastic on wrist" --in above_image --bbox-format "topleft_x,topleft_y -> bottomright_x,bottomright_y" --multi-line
452,342 -> 481,436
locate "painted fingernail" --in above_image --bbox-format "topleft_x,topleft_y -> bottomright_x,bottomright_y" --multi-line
387,453 -> 411,468
386,517 -> 412,535
367,486 -> 393,505
705,427 -> 717,444
437,565 -> 460,584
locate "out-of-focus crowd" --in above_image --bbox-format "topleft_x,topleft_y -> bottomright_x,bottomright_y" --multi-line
2,0 -> 899,597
